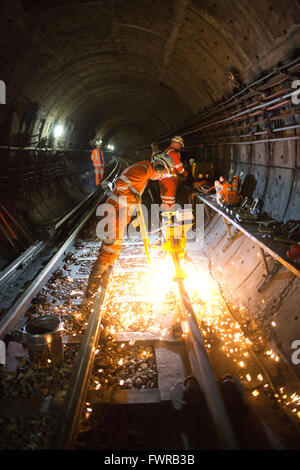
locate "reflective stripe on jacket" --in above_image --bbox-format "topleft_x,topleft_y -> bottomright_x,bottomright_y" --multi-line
164,145 -> 188,177
91,148 -> 105,167
114,161 -> 155,199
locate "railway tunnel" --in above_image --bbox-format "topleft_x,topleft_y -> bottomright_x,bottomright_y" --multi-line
0,0 -> 300,451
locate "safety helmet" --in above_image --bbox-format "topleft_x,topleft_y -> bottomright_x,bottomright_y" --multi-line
171,135 -> 184,147
152,152 -> 175,174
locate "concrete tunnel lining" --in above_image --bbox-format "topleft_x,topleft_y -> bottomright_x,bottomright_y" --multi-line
0,1 -> 300,379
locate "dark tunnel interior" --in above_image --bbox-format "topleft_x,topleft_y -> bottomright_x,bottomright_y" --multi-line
0,0 -> 300,450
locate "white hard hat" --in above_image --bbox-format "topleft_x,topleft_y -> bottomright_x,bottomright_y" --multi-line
171,135 -> 184,146
152,152 -> 175,174
95,139 -> 102,146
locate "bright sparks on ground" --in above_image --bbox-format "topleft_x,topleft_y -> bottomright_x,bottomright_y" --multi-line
95,247 -> 300,422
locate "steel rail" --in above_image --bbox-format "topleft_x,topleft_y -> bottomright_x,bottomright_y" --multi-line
54,159 -> 119,230
0,240 -> 44,289
0,192 -> 106,338
51,275 -> 110,450
0,159 -> 123,338
0,188 -> 102,290
196,194 -> 300,279
0,159 -> 121,291
176,278 -> 239,450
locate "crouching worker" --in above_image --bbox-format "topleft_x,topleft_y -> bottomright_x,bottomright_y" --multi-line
202,174 -> 243,205
85,154 -> 175,298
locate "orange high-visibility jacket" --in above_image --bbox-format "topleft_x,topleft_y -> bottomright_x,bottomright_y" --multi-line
231,175 -> 241,194
91,148 -> 105,168
111,161 -> 156,204
164,145 -> 188,178
215,176 -> 242,204
223,175 -> 243,204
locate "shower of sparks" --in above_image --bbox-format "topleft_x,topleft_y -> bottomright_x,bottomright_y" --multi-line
94,244 -> 300,421
180,258 -> 300,420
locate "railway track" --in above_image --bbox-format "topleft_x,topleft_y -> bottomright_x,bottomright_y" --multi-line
0,188 -> 300,451
0,158 -> 123,334
47,234 -> 300,451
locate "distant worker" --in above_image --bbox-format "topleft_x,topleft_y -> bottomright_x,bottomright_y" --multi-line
158,136 -> 188,211
86,154 -> 175,294
91,140 -> 105,186
226,174 -> 243,204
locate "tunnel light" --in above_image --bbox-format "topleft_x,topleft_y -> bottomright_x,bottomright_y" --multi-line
54,124 -> 64,138
110,144 -> 115,151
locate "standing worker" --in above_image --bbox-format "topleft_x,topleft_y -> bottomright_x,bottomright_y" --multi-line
158,136 -> 188,211
91,140 -> 105,186
86,154 -> 176,296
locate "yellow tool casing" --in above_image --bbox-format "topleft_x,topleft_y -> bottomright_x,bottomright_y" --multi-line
161,211 -> 193,280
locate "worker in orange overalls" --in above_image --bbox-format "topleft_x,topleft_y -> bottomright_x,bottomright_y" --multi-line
223,174 -> 243,204
91,140 -> 105,186
86,154 -> 175,295
204,174 -> 243,205
157,136 -> 188,211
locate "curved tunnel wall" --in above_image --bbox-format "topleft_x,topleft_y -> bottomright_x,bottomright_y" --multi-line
202,211 -> 300,378
0,148 -> 96,269
202,138 -> 300,223
1,0 -> 299,150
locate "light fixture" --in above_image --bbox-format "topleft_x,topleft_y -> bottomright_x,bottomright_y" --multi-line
54,124 -> 64,138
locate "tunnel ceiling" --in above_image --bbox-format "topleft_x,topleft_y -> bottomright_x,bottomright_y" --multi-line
0,0 -> 299,150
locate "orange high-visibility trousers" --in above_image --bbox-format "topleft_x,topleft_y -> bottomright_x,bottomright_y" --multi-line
94,165 -> 104,186
97,193 -> 136,266
159,175 -> 178,211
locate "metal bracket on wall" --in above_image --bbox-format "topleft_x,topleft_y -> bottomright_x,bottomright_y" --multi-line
257,247 -> 280,292
223,230 -> 244,253
223,217 -> 232,239
222,216 -> 244,252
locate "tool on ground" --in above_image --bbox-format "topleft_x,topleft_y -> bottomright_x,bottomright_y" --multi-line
161,210 -> 193,280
